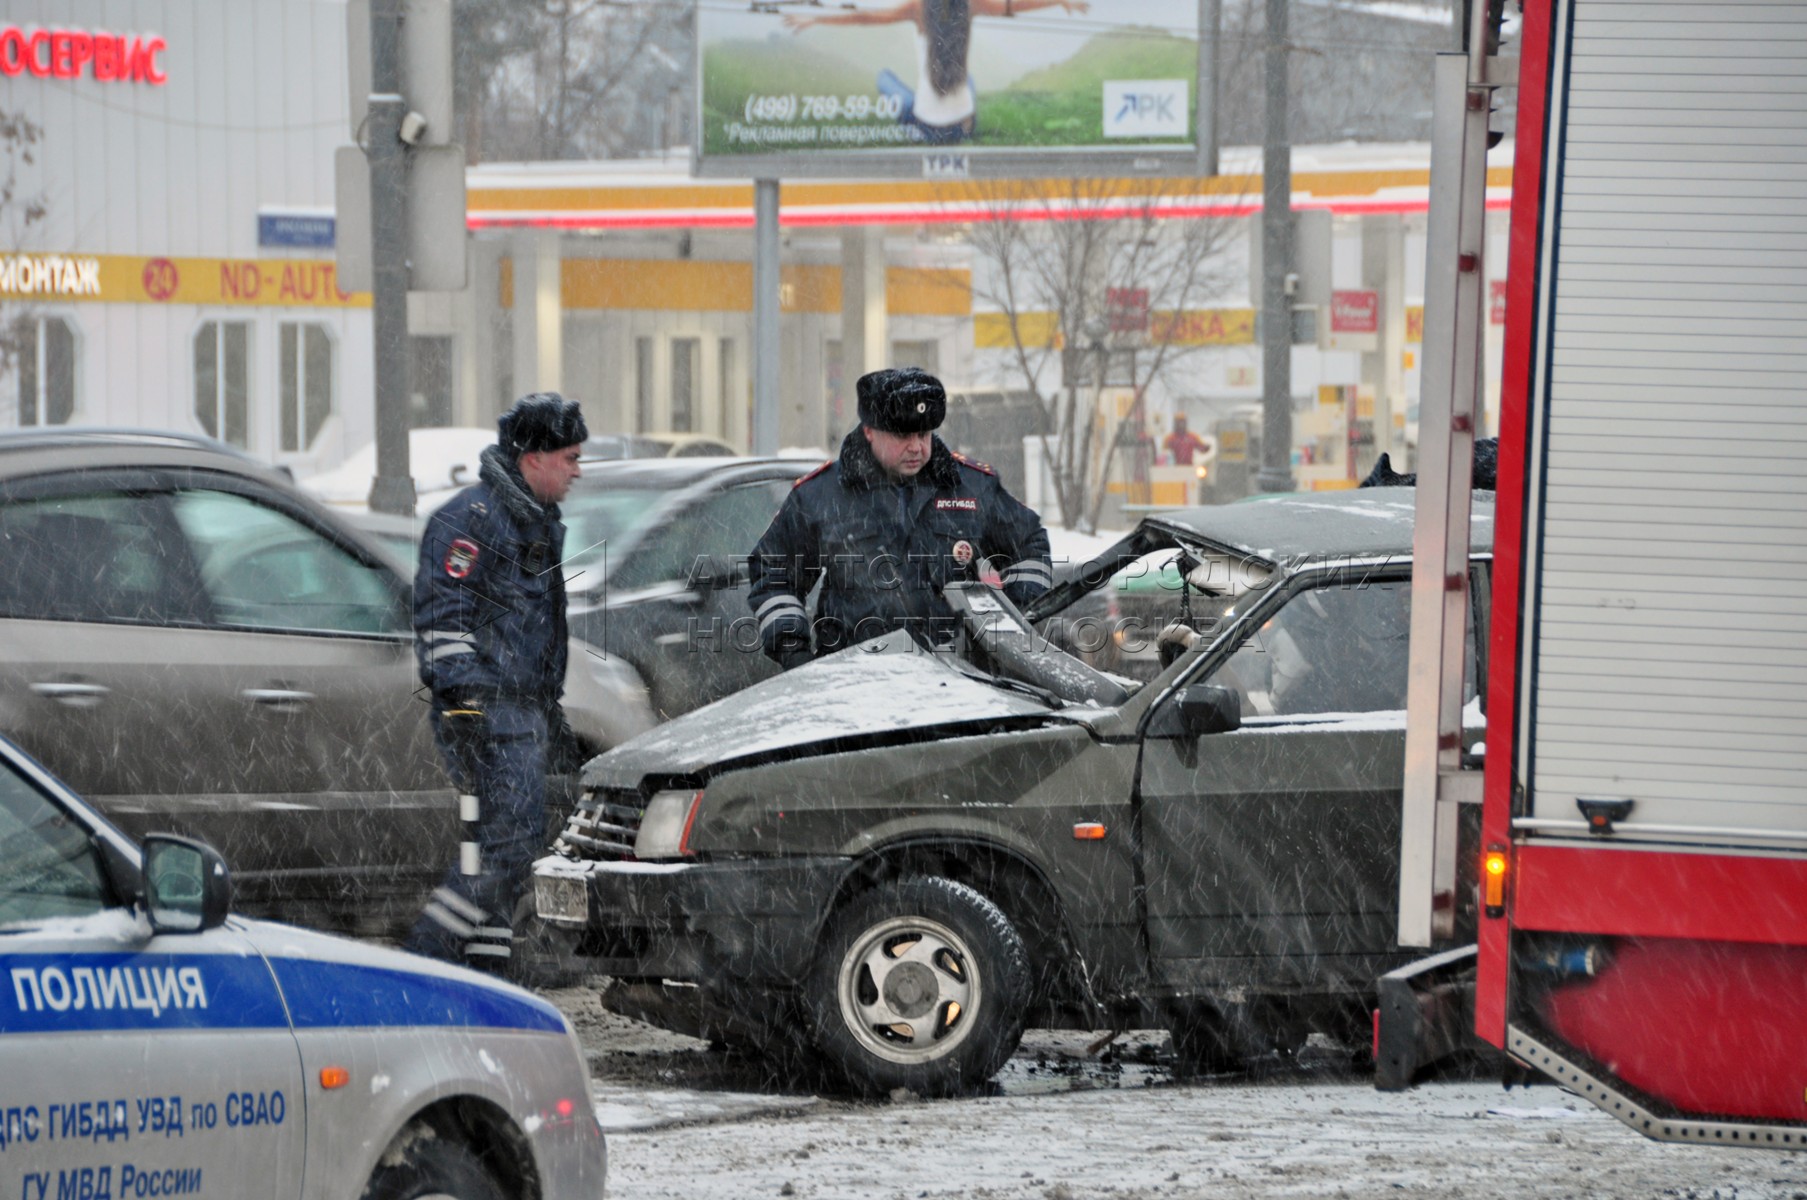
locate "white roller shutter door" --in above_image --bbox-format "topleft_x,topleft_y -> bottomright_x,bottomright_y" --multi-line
1525,0 -> 1807,844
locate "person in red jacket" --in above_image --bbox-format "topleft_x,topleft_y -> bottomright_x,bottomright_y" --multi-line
1163,414 -> 1209,466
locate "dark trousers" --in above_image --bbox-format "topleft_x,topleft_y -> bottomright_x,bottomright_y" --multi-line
405,700 -> 548,970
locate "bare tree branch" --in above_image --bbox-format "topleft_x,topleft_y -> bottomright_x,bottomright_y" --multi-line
953,172 -> 1251,529
0,107 -> 47,394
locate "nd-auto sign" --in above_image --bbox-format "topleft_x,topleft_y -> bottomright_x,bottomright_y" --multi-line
0,25 -> 168,84
0,252 -> 367,308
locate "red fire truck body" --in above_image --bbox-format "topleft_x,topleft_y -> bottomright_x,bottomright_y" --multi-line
1395,0 -> 1807,1144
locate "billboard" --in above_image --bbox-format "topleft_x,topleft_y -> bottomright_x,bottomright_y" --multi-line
696,1 -> 1206,179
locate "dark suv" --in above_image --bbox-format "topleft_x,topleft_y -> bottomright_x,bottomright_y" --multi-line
0,430 -> 456,934
560,456 -> 818,728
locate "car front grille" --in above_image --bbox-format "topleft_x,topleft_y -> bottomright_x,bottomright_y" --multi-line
556,788 -> 644,860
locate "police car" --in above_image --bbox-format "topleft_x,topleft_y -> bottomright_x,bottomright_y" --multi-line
0,734 -> 606,1200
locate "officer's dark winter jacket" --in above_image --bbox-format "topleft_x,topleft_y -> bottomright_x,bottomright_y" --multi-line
748,429 -> 1053,662
414,445 -> 569,705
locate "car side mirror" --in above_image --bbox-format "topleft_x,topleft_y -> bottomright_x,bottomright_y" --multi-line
1147,683 -> 1241,739
142,834 -> 232,934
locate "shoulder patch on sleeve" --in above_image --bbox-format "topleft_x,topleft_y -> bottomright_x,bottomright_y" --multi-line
793,461 -> 833,488
444,538 -> 481,579
951,451 -> 995,477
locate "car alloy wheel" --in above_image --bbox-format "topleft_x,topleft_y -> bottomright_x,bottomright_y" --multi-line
839,912 -> 975,1060
810,876 -> 1028,1097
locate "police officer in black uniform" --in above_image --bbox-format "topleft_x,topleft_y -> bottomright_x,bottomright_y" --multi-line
406,393 -> 587,970
749,366 -> 1053,666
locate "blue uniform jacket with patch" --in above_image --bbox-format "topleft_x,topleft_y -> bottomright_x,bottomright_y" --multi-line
748,430 -> 1053,662
414,446 -> 569,706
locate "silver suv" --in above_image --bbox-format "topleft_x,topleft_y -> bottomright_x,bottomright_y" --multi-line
0,430 -> 487,936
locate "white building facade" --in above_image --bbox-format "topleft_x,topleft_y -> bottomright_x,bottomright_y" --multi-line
0,0 -> 373,477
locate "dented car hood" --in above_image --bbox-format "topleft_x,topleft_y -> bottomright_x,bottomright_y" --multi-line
581,637 -> 1058,786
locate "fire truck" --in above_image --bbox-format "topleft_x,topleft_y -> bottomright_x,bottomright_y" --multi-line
1382,0 -> 1807,1145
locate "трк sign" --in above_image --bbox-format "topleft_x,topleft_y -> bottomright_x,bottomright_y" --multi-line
0,27 -> 167,85
922,154 -> 969,180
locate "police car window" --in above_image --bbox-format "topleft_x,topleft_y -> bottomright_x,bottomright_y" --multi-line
0,492 -> 194,625
0,763 -> 109,925
169,490 -> 405,635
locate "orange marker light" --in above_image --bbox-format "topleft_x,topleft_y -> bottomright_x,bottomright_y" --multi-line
1073,822 -> 1107,840
319,1067 -> 350,1090
1482,848 -> 1508,915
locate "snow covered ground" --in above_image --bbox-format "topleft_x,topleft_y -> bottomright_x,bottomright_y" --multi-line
598,1077 -> 1807,1200
550,989 -> 1807,1199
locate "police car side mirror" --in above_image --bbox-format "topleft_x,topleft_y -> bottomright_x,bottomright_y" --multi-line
1146,683 -> 1242,739
142,835 -> 233,934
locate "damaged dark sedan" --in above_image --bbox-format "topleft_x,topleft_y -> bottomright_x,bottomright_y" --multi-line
533,489 -> 1491,1096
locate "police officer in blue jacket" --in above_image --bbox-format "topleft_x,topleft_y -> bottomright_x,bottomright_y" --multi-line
749,366 -> 1053,667
406,393 -> 587,970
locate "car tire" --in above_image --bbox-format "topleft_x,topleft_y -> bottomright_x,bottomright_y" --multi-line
808,876 -> 1029,1098
361,1125 -> 504,1200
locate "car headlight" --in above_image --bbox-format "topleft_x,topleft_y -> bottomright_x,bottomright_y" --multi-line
634,789 -> 703,860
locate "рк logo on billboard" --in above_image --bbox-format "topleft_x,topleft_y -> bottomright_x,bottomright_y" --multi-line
1102,80 -> 1188,139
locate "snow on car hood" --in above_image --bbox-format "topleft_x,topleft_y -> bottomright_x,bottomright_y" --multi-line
584,638 -> 1055,785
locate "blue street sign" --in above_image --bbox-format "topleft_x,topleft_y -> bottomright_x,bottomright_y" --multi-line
258,212 -> 336,249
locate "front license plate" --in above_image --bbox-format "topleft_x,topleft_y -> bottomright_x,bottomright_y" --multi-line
535,873 -> 588,924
